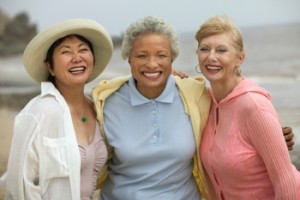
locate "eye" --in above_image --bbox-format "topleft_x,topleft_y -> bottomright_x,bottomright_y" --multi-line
217,48 -> 227,53
61,50 -> 71,54
79,48 -> 90,52
158,54 -> 167,58
199,47 -> 209,52
136,54 -> 146,58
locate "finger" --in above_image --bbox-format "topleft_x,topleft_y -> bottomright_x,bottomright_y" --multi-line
173,71 -> 188,78
288,145 -> 294,151
282,126 -> 292,135
177,71 -> 188,78
284,133 -> 294,141
287,141 -> 295,151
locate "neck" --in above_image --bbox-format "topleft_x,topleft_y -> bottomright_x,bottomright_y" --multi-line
63,90 -> 90,124
210,77 -> 242,102
56,84 -> 89,123
56,84 -> 86,105
135,80 -> 166,99
138,87 -> 164,99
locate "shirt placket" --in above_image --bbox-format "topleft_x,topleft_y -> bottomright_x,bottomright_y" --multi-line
211,105 -> 225,199
150,100 -> 159,144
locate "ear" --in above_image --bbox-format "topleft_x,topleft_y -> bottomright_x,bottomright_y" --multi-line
44,61 -> 54,76
237,51 -> 245,66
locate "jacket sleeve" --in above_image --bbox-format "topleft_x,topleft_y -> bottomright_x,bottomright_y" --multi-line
92,76 -> 130,189
246,102 -> 297,199
94,97 -> 112,189
174,76 -> 212,199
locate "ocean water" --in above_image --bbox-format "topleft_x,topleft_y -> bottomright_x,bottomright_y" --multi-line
0,23 -> 299,167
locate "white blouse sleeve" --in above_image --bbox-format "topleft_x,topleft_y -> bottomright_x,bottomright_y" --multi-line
5,113 -> 42,200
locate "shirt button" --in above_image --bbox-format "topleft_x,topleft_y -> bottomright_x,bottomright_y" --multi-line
152,110 -> 156,114
153,123 -> 157,127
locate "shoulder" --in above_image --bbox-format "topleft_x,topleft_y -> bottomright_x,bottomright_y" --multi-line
234,78 -> 272,111
174,76 -> 207,92
94,75 -> 130,89
174,76 -> 209,99
174,76 -> 206,87
240,91 -> 273,110
237,92 -> 277,123
92,75 -> 131,101
18,94 -> 64,123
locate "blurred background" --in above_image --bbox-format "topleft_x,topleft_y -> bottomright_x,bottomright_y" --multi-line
1,0 -> 300,198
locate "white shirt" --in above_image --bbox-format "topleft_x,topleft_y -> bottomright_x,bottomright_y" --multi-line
1,82 -> 81,200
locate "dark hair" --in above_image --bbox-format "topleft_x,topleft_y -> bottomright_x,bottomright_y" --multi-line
44,34 -> 94,83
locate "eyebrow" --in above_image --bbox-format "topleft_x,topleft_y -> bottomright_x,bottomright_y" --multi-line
57,42 -> 89,50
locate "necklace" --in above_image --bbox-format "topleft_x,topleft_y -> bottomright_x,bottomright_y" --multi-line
70,98 -> 88,123
81,116 -> 87,123
81,100 -> 88,123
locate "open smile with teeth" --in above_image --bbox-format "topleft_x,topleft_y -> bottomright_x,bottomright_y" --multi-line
69,66 -> 86,74
206,65 -> 222,72
143,71 -> 162,79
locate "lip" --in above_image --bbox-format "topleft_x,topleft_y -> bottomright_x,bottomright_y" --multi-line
206,64 -> 222,72
69,66 -> 86,74
142,71 -> 162,79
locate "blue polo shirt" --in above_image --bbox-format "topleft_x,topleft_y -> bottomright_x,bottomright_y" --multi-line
101,76 -> 201,200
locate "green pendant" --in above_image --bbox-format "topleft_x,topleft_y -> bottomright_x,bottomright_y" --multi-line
81,116 -> 87,123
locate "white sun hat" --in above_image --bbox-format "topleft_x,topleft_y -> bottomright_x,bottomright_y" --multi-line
23,18 -> 113,83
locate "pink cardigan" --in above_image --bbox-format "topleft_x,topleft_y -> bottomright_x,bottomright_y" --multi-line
200,78 -> 300,199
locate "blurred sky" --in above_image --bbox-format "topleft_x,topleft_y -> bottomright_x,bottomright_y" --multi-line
1,0 -> 300,36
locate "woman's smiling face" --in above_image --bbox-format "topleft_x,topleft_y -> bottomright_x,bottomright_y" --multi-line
128,33 -> 173,99
47,35 -> 94,88
197,33 -> 244,85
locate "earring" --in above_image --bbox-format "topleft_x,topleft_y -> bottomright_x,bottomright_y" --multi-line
234,66 -> 242,76
195,64 -> 202,74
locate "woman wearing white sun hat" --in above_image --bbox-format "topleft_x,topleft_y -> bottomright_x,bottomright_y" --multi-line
0,18 -> 113,200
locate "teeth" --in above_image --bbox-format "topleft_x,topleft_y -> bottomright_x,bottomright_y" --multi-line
207,65 -> 221,70
69,67 -> 85,73
144,72 -> 160,78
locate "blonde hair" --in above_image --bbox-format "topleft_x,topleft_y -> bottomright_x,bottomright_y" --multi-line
195,15 -> 244,54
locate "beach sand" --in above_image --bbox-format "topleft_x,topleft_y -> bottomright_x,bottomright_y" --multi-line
0,108 -> 16,199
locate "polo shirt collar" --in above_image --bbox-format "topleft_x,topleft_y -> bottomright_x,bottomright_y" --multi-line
128,76 -> 175,106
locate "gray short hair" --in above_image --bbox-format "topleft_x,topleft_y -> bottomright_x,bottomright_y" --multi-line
121,16 -> 179,61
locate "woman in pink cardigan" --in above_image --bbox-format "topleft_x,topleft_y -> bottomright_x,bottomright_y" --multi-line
196,15 -> 300,199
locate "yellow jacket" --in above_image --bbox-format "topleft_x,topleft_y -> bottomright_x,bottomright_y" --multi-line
92,75 -> 211,199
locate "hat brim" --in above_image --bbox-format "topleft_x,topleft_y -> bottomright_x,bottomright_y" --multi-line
23,18 -> 113,83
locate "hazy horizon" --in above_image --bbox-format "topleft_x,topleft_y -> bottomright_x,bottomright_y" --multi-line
1,0 -> 300,35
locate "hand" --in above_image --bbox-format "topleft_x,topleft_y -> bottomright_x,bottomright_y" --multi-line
172,69 -> 189,79
283,126 -> 294,151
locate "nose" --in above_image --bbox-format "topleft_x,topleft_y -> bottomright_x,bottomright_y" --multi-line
207,50 -> 217,60
146,57 -> 159,67
72,53 -> 82,63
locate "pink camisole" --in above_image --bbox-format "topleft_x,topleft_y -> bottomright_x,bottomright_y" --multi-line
78,123 -> 107,200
